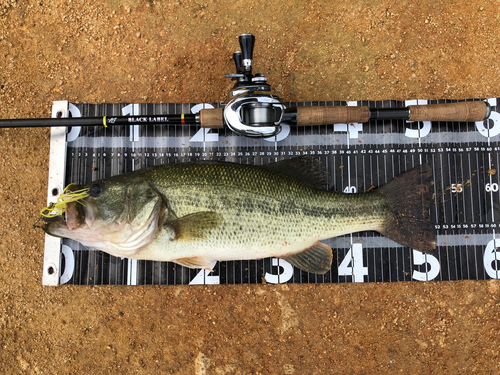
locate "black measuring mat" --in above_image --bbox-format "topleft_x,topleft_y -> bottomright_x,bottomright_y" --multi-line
46,99 -> 500,285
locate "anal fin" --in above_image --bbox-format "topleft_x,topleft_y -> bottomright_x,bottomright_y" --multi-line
281,241 -> 333,274
175,257 -> 215,271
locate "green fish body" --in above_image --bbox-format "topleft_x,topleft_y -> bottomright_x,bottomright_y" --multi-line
43,159 -> 435,274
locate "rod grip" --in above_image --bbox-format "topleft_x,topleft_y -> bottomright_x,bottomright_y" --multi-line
408,101 -> 488,122
199,108 -> 224,128
296,106 -> 370,126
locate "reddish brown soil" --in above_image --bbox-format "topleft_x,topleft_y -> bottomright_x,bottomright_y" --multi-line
1,1 -> 499,373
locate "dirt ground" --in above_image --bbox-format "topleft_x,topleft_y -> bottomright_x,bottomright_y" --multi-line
1,0 -> 500,373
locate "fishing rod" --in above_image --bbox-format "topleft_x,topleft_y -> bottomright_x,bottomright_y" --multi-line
0,34 -> 491,138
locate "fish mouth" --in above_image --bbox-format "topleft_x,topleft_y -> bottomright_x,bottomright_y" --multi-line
65,200 -> 87,230
41,183 -> 95,237
42,199 -> 95,237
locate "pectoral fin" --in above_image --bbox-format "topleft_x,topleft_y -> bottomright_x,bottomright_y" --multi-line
281,241 -> 333,274
165,211 -> 221,241
175,257 -> 215,271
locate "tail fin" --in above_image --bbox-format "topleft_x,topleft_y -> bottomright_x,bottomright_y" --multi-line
377,164 -> 436,253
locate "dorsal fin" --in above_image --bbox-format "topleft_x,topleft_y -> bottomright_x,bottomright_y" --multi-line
262,157 -> 326,190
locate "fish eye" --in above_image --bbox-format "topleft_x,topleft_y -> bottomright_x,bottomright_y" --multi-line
90,183 -> 103,197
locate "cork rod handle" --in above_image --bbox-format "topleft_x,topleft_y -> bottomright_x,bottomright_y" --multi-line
295,106 -> 371,126
199,108 -> 224,128
199,101 -> 489,130
408,101 -> 488,122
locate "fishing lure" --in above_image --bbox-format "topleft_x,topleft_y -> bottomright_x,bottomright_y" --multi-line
40,184 -> 89,218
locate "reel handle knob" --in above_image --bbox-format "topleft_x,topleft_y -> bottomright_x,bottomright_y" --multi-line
239,34 -> 255,72
233,51 -> 244,73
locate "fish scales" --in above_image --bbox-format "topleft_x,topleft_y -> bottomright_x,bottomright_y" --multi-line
135,163 -> 389,262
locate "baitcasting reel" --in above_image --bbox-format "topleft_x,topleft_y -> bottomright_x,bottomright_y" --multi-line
223,34 -> 285,138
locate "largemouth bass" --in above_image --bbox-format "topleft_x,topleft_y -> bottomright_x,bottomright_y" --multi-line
42,159 -> 435,274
